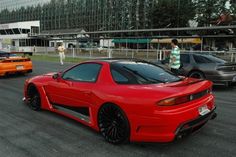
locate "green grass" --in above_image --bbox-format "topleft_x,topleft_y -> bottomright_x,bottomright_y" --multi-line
30,55 -> 87,63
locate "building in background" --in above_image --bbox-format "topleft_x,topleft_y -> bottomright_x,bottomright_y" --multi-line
0,21 -> 50,52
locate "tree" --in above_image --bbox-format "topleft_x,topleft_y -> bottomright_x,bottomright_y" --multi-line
151,0 -> 195,28
194,0 -> 230,26
230,1 -> 236,15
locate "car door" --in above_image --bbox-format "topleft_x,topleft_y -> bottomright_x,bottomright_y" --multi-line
180,53 -> 192,75
45,63 -> 102,109
192,54 -> 217,77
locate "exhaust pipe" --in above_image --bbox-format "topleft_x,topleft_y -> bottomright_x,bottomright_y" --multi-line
211,112 -> 217,120
177,134 -> 183,139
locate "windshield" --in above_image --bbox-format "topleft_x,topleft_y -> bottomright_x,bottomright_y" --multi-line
110,61 -> 181,85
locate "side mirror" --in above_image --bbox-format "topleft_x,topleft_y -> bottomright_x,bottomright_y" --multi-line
52,73 -> 60,79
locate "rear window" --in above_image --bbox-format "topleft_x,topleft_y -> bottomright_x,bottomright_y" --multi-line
193,55 -> 213,63
193,54 -> 225,64
205,55 -> 226,63
110,61 -> 181,85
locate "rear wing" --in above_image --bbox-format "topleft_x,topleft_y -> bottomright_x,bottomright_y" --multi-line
0,52 -> 11,59
0,51 -> 33,60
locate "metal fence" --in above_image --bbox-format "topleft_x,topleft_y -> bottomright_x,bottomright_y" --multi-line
32,47 -> 236,63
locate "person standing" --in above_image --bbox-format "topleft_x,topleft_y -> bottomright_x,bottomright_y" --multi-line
58,43 -> 65,65
169,39 -> 180,75
33,45 -> 36,53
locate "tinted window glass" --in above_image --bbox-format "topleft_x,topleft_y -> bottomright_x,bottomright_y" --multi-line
205,55 -> 226,63
180,54 -> 190,63
0,30 -> 6,35
111,61 -> 181,84
111,69 -> 129,84
22,29 -> 30,34
62,63 -> 102,82
6,29 -> 14,34
193,55 -> 213,63
12,29 -> 20,34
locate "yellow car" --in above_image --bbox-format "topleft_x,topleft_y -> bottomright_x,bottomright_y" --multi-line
0,51 -> 33,76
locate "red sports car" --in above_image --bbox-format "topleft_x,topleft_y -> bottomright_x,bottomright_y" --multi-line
23,59 -> 217,144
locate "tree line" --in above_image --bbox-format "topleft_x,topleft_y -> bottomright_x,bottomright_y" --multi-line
0,0 -> 235,31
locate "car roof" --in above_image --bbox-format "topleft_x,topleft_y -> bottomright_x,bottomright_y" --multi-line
88,58 -> 149,64
181,52 -> 211,56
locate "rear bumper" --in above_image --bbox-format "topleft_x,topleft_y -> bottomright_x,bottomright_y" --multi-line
0,65 -> 32,76
175,108 -> 216,139
0,69 -> 32,76
129,95 -> 215,143
206,72 -> 236,84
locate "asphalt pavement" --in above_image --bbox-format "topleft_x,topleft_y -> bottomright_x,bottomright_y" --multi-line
0,60 -> 235,157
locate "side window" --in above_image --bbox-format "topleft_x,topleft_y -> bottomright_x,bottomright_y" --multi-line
111,69 -> 129,84
62,63 -> 102,82
193,55 -> 212,63
180,54 -> 190,64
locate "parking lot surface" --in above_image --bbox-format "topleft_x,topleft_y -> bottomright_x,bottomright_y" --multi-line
0,60 -> 235,157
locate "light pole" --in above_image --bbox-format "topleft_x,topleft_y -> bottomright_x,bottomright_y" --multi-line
177,0 -> 180,27
177,0 -> 180,35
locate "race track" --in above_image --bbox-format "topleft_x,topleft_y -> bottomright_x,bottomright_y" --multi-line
0,60 -> 235,157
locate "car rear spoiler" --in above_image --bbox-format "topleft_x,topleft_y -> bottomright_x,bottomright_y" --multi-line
10,51 -> 33,56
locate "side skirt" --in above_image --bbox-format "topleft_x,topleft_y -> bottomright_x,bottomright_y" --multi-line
52,104 -> 91,124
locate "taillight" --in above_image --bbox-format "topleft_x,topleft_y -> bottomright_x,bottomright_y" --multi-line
157,95 -> 190,106
157,88 -> 212,106
175,95 -> 190,104
25,58 -> 31,61
157,98 -> 176,106
1,60 -> 12,63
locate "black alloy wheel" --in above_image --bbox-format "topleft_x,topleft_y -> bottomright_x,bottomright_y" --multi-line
98,104 -> 130,144
27,86 -> 41,111
189,71 -> 205,79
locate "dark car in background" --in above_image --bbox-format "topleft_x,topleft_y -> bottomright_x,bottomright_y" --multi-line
179,53 -> 236,86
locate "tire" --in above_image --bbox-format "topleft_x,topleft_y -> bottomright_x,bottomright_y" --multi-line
98,104 -> 130,144
27,85 -> 41,111
188,71 -> 205,79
